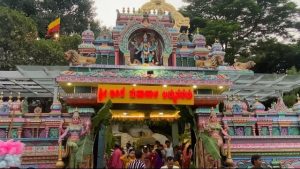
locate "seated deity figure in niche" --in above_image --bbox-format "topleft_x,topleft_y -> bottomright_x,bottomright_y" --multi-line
131,33 -> 158,65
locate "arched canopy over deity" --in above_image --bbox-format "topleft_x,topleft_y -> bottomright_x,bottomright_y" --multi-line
140,0 -> 190,29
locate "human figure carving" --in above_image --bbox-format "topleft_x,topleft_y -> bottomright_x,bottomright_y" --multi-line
203,108 -> 230,168
58,111 -> 91,168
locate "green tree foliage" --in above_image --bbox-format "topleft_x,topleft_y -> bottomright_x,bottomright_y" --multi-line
0,6 -> 37,70
181,0 -> 299,64
182,0 -> 298,39
58,34 -> 82,52
251,39 -> 300,73
283,66 -> 300,107
197,20 -> 240,45
0,7 -> 85,70
0,0 -> 101,37
30,39 -> 67,66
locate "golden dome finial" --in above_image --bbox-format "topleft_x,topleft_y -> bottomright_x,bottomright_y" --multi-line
141,0 -> 190,29
151,0 -> 165,5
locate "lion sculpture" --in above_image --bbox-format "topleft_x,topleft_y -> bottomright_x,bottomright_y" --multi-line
195,55 -> 224,68
64,50 -> 96,65
233,59 -> 256,70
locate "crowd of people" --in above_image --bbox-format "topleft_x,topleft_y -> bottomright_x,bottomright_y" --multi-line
107,140 -> 193,169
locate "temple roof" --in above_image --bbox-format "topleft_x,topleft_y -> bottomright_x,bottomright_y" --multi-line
0,66 -> 68,98
0,66 -> 299,103
223,73 -> 300,103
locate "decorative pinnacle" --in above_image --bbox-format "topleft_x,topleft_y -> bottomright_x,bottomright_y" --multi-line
237,94 -> 240,100
196,27 -> 200,34
210,107 -> 216,116
87,23 -> 91,30
215,38 -> 219,43
255,94 -> 259,101
133,8 -> 136,13
233,95 -> 237,101
0,92 -> 3,102
17,92 -> 21,100
9,92 -> 12,100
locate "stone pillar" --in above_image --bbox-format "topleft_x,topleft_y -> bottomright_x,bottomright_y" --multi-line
45,127 -> 49,138
115,49 -> 119,65
163,55 -> 169,66
5,128 -> 8,138
258,126 -> 261,136
252,125 -> 256,136
269,126 -> 272,136
53,85 -> 58,102
172,52 -> 176,66
50,84 -> 62,114
124,53 -> 131,65
171,122 -> 179,146
17,128 -> 22,138
97,124 -> 106,168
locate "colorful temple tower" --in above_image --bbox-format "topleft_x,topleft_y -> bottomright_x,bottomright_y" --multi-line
1,0 -> 300,168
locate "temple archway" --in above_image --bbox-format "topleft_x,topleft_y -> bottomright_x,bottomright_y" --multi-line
119,22 -> 173,66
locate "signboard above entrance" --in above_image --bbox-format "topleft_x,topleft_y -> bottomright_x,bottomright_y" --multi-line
97,84 -> 194,105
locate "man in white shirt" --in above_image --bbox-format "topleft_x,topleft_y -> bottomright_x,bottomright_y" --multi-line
164,140 -> 174,158
161,156 -> 180,169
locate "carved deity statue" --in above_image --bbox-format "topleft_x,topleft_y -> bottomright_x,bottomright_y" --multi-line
131,33 -> 158,65
58,111 -> 92,168
199,108 -> 230,168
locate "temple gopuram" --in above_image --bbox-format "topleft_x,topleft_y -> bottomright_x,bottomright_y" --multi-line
1,0 -> 300,168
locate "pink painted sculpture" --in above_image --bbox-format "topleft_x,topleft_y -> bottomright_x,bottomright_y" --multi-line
58,111 -> 92,168
0,139 -> 25,168
203,108 -> 230,168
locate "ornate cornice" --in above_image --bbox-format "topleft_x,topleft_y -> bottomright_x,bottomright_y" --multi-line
58,69 -> 231,86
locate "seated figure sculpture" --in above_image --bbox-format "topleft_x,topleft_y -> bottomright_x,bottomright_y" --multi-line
131,33 -> 158,65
